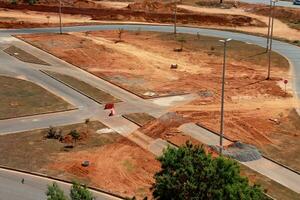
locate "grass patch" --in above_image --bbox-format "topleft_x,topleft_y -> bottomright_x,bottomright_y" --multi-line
122,159 -> 135,173
123,113 -> 156,127
240,164 -> 300,200
0,121 -> 120,172
44,71 -> 120,104
4,45 -> 49,65
0,75 -> 73,119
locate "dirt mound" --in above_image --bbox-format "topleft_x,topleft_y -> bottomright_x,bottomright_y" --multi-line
140,112 -> 189,139
127,0 -> 178,13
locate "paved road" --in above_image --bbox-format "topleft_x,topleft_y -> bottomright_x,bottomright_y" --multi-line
0,24 -> 299,197
179,123 -> 300,193
0,168 -> 122,200
240,0 -> 300,8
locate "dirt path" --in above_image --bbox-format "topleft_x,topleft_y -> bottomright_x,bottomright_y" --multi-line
179,5 -> 300,41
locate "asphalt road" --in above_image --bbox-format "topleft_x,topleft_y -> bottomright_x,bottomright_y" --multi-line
0,168 -> 122,200
240,0 -> 300,8
0,24 -> 299,197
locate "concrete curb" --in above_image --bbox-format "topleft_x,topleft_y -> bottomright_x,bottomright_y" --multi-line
0,165 -> 125,199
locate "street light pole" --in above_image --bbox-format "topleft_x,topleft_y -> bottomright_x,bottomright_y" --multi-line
59,0 -> 62,34
267,0 -> 276,80
219,38 -> 232,155
266,0 -> 272,51
174,0 -> 177,35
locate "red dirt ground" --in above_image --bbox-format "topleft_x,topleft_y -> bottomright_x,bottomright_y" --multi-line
47,137 -> 160,199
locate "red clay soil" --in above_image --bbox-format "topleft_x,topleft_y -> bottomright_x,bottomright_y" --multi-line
46,137 -> 160,199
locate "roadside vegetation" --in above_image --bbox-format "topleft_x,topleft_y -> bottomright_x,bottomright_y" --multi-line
47,182 -> 94,200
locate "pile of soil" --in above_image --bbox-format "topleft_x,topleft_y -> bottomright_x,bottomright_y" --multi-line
139,112 -> 189,139
127,0 -> 187,13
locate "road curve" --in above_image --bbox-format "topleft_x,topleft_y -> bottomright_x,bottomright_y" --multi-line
0,167 -> 123,200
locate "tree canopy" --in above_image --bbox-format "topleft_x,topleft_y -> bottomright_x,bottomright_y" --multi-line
70,182 -> 95,200
152,143 -> 265,200
46,182 -> 68,200
46,182 -> 94,200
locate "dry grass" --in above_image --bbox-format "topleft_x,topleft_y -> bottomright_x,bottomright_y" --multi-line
123,113 -> 156,126
0,75 -> 73,119
4,45 -> 49,65
45,71 -> 121,104
0,121 -> 119,173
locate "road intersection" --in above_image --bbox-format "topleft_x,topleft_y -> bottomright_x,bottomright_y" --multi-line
0,24 -> 299,199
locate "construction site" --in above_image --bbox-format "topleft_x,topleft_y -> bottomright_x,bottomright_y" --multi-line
0,0 -> 299,199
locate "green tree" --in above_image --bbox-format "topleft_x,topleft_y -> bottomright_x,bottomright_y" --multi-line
70,129 -> 80,146
46,182 -> 68,200
70,182 -> 94,200
27,0 -> 38,5
84,118 -> 90,134
152,143 -> 265,200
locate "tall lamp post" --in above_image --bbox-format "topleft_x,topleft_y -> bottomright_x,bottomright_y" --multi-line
219,38 -> 232,155
59,0 -> 62,34
266,0 -> 272,51
173,0 -> 177,35
267,0 -> 277,80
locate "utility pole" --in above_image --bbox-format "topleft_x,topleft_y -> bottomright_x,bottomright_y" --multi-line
267,0 -> 277,80
174,0 -> 177,35
59,0 -> 62,34
266,0 -> 273,51
219,38 -> 232,155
